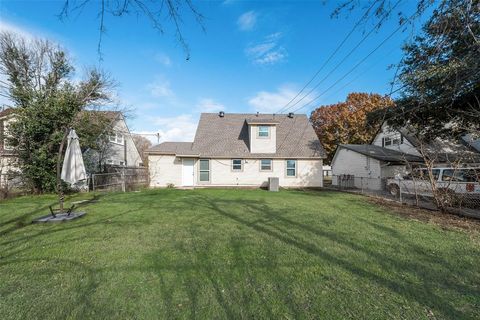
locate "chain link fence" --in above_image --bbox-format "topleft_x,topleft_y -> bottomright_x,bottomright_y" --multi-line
328,174 -> 480,218
91,166 -> 148,192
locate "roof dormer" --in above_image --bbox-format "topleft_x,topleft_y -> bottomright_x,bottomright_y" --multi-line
246,118 -> 279,154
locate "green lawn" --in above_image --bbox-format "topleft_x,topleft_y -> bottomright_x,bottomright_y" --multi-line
0,189 -> 479,319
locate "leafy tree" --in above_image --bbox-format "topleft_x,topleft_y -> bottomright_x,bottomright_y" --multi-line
132,135 -> 153,166
372,0 -> 480,140
310,92 -> 394,163
0,32 -> 112,193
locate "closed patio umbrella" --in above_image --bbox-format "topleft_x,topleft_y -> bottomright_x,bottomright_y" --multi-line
61,129 -> 87,186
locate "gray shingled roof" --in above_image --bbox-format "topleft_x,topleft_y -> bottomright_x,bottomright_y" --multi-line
339,144 -> 424,163
147,142 -> 195,155
146,113 -> 325,158
246,118 -> 280,124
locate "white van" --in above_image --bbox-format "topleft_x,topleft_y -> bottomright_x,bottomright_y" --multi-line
387,168 -> 480,200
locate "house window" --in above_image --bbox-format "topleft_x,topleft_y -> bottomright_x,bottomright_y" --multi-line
106,159 -> 114,165
109,132 -> 124,145
286,160 -> 297,177
384,137 -> 392,146
199,159 -> 210,182
260,159 -> 272,171
232,159 -> 242,171
258,126 -> 269,138
384,135 -> 402,147
119,161 -> 125,166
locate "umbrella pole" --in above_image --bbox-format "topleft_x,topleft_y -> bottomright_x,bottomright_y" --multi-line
56,128 -> 70,215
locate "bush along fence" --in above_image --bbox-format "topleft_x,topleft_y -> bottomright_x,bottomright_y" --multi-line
91,166 -> 148,192
327,174 -> 480,219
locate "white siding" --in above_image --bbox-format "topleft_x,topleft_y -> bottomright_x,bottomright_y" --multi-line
148,155 -> 183,187
372,123 -> 420,156
109,118 -> 143,167
331,148 -> 382,190
249,125 -> 277,154
148,156 -> 323,188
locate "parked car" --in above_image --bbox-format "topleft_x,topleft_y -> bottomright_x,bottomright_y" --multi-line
387,168 -> 480,205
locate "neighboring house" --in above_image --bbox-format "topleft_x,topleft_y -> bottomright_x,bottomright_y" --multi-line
331,122 -> 480,190
0,108 -> 19,185
82,111 -> 143,171
0,108 -> 142,179
146,112 -> 326,188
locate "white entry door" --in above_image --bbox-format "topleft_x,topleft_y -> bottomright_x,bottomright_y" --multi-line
182,159 -> 195,186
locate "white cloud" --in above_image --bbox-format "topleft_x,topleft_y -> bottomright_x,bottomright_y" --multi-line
0,20 -> 36,41
151,114 -> 198,143
248,85 -> 304,113
154,53 -> 171,67
237,11 -> 257,31
147,77 -> 174,98
245,32 -> 287,65
196,98 -> 226,113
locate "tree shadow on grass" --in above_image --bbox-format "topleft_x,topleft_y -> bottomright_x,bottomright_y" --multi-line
181,195 -> 477,319
0,256 -> 101,319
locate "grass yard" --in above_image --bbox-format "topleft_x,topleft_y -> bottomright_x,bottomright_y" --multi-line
0,188 -> 479,319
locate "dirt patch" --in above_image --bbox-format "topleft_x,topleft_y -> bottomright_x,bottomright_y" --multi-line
368,197 -> 480,233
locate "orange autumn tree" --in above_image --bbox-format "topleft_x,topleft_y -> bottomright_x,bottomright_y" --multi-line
310,93 -> 394,163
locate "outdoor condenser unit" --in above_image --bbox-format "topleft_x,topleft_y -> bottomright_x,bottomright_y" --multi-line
268,177 -> 279,192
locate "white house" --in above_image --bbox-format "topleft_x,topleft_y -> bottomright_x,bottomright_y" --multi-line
82,111 -> 143,170
331,122 -> 480,190
146,112 -> 326,188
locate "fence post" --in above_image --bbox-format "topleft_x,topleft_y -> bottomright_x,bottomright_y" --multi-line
92,174 -> 96,193
360,177 -> 363,193
398,179 -> 403,203
121,168 -> 126,192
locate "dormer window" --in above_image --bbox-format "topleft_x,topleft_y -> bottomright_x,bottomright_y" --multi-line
383,135 -> 402,147
258,126 -> 269,138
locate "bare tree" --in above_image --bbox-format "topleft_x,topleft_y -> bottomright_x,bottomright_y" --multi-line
132,135 -> 152,165
59,0 -> 205,59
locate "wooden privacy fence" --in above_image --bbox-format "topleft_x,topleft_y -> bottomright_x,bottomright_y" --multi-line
91,166 -> 148,192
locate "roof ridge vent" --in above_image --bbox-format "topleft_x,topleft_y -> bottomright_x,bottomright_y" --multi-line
219,111 -> 225,117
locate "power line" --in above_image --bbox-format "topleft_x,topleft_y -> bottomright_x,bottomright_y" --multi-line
321,45 -> 399,102
278,0 -> 404,114
291,7 -> 417,115
275,1 -> 378,114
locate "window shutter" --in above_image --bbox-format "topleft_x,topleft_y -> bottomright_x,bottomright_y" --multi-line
382,137 -> 385,147
400,134 -> 404,144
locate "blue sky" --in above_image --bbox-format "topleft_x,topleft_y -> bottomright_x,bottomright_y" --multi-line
0,0 -> 428,143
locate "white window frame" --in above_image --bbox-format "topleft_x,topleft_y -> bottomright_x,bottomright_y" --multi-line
286,160 -> 297,177
109,132 -> 124,145
258,126 -> 270,138
232,159 -> 243,171
384,137 -> 392,146
199,159 -> 210,182
260,159 -> 272,171
384,135 -> 401,147
106,159 -> 114,165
